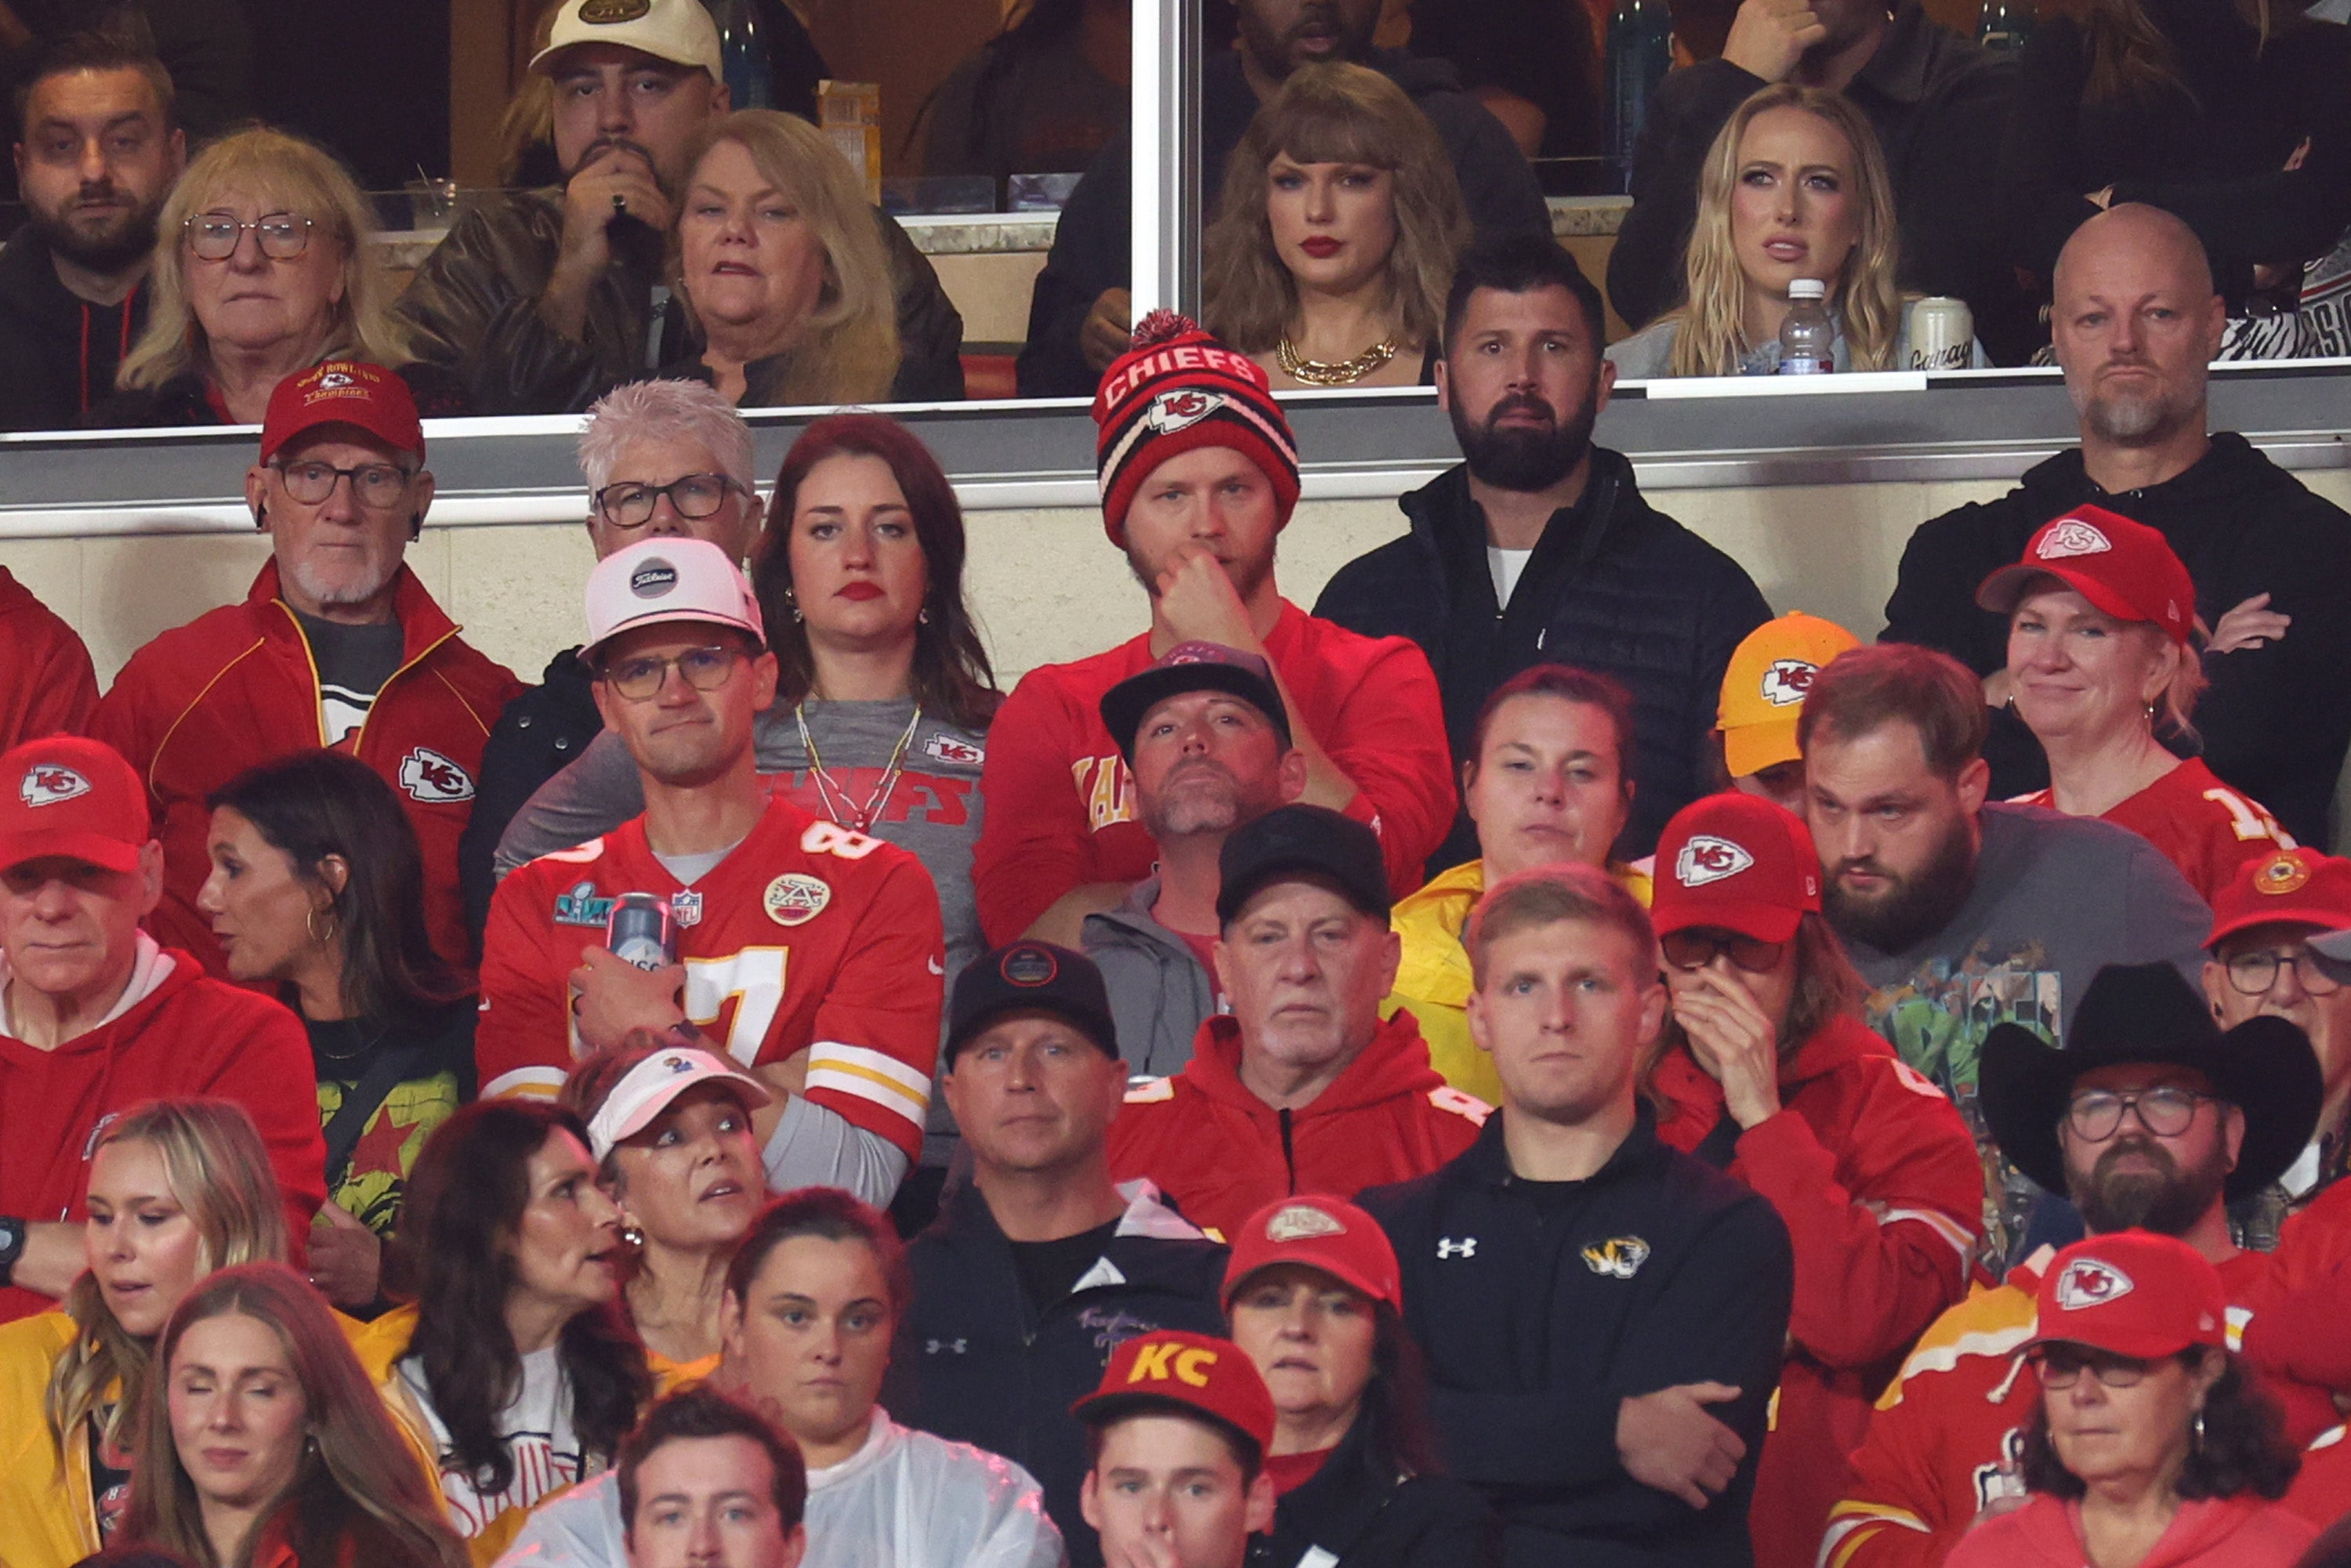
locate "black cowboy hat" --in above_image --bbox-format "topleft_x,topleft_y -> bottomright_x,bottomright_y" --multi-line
1980,961 -> 2321,1203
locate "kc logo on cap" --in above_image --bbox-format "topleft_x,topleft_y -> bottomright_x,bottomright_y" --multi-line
1675,835 -> 1755,888
1264,1203 -> 1346,1244
1127,1338 -> 1222,1389
2256,853 -> 2311,896
1145,388 -> 1226,435
2054,1257 -> 2135,1310
2037,516 -> 2114,559
1759,659 -> 1817,707
20,766 -> 90,807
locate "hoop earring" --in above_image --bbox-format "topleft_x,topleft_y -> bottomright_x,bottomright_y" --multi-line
306,906 -> 337,946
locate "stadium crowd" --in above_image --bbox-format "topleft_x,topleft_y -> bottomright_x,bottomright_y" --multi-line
5,0 -> 2351,1566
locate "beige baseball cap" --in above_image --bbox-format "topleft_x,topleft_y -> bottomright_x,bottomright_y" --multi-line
531,0 -> 724,80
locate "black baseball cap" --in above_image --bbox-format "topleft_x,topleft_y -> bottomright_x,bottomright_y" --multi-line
944,941 -> 1121,1067
1216,804 -> 1391,927
1099,641 -> 1292,764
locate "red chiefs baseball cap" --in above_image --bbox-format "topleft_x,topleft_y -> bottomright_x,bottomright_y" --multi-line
1222,1195 -> 1401,1312
1650,792 -> 1822,945
1975,504 -> 2196,647
259,360 -> 426,463
2208,848 -> 2351,950
1070,1330 -> 1277,1460
0,737 -> 150,875
2027,1231 -> 2228,1360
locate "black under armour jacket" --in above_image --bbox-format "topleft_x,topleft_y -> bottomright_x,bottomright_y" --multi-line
1314,451 -> 1770,864
1357,1113 -> 1791,1568
1882,433 -> 2351,849
900,1179 -> 1230,1568
1254,1403 -> 1502,1568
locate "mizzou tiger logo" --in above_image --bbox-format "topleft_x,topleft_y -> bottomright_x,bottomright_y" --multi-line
1581,1237 -> 1651,1280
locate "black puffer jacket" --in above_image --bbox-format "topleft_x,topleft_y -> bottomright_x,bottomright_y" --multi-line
395,189 -> 965,415
1313,451 -> 1770,862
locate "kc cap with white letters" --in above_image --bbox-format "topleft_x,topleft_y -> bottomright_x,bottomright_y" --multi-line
0,736 -> 150,875
1650,792 -> 1821,945
2027,1231 -> 2227,1360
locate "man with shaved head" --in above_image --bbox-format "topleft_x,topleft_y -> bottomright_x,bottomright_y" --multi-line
1882,203 -> 2351,851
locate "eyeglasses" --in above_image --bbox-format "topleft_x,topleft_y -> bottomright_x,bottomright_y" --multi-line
593,474 -> 741,529
271,459 -> 415,510
598,645 -> 742,701
1661,929 -> 1785,974
2225,946 -> 2347,997
184,212 -> 313,261
2064,1085 -> 2217,1142
2028,1344 -> 2156,1390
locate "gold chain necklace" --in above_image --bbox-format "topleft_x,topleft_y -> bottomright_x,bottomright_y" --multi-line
796,700 -> 922,835
1276,334 -> 1399,387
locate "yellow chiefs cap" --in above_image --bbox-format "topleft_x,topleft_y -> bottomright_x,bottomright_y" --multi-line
1717,612 -> 1860,778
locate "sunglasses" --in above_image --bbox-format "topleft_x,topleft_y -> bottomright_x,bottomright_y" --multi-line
1661,929 -> 1785,973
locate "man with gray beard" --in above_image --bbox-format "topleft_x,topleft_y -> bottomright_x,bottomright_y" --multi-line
1883,203 -> 2351,851
1081,643 -> 1306,1076
89,361 -> 522,979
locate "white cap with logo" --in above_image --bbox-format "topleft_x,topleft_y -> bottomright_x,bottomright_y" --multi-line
531,0 -> 724,81
585,1046 -> 773,1162
584,537 -> 765,661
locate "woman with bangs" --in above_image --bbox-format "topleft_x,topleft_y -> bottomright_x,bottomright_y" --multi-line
1204,62 -> 1469,390
1607,84 -> 1985,378
0,1101 -> 291,1568
95,127 -> 459,427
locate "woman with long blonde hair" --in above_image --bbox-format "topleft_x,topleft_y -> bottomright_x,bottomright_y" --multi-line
101,126 -> 451,427
0,1100 -> 288,1568
1608,84 -> 1972,378
1204,61 -> 1469,389
124,1262 -> 465,1568
661,110 -> 905,408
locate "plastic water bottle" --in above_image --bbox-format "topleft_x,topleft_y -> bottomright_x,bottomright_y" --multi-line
1778,279 -> 1835,375
1974,0 -> 2038,53
704,0 -> 773,110
1606,0 -> 1675,194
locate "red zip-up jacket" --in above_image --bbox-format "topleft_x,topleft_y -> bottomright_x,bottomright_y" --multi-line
1653,1015 -> 1983,1568
0,940 -> 326,1324
1107,1009 -> 1489,1241
89,561 -> 523,979
0,567 -> 96,749
972,599 -> 1454,943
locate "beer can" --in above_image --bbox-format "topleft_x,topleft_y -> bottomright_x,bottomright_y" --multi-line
1908,297 -> 1973,371
607,891 -> 677,971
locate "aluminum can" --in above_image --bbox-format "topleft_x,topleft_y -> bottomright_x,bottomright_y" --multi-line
607,891 -> 677,970
1908,297 -> 1973,371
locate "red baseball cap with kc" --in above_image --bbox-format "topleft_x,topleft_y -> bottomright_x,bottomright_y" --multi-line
2027,1231 -> 2228,1360
1071,1329 -> 1277,1459
2207,848 -> 2351,950
1222,1195 -> 1402,1312
0,737 -> 150,875
1975,503 -> 2197,647
259,360 -> 425,464
1650,792 -> 1822,945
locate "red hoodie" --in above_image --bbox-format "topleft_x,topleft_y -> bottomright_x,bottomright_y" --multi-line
89,561 -> 523,980
0,940 -> 326,1323
1653,1015 -> 1983,1568
1946,1494 -> 2314,1568
0,567 -> 96,750
972,599 -> 1454,943
1107,1009 -> 1489,1241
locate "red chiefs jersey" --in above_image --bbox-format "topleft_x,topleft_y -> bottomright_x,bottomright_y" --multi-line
0,943 -> 326,1324
2015,759 -> 2291,904
478,793 -> 945,1161
0,567 -> 96,750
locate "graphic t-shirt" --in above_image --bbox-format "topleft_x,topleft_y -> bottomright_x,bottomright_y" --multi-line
399,1344 -> 585,1539
309,1002 -> 472,1240
88,1411 -> 130,1540
295,611 -> 404,744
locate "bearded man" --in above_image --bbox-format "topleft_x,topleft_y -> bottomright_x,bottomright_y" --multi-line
1317,234 -> 1769,867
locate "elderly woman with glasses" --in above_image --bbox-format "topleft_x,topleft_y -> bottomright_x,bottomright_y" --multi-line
1947,1232 -> 2312,1568
95,126 -> 462,429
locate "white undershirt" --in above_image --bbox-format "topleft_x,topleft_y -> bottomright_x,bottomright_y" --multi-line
1487,545 -> 1534,607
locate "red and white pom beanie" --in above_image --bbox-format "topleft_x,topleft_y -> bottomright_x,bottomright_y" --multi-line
1091,310 -> 1302,545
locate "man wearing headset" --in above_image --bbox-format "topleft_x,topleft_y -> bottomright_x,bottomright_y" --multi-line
89,360 -> 523,979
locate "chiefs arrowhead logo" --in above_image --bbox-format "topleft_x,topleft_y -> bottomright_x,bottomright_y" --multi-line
19,766 -> 91,807
1265,1204 -> 1346,1244
2037,517 -> 2114,560
922,733 -> 984,767
1674,835 -> 1754,889
397,748 -> 475,804
1144,389 -> 1226,435
2053,1257 -> 2135,1311
1759,658 -> 1819,708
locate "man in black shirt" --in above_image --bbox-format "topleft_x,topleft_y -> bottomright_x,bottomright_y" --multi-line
1360,864 -> 1791,1567
904,941 -> 1228,1568
1015,0 -> 1551,397
0,32 -> 181,431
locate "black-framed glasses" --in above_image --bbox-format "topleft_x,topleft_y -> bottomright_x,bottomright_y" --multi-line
2064,1085 -> 2216,1142
2225,946 -> 2347,997
593,474 -> 741,529
598,645 -> 741,701
271,458 -> 415,509
184,212 -> 313,261
1661,929 -> 1785,974
2027,1344 -> 2154,1390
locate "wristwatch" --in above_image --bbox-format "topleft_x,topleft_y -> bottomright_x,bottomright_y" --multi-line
0,1217 -> 25,1290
